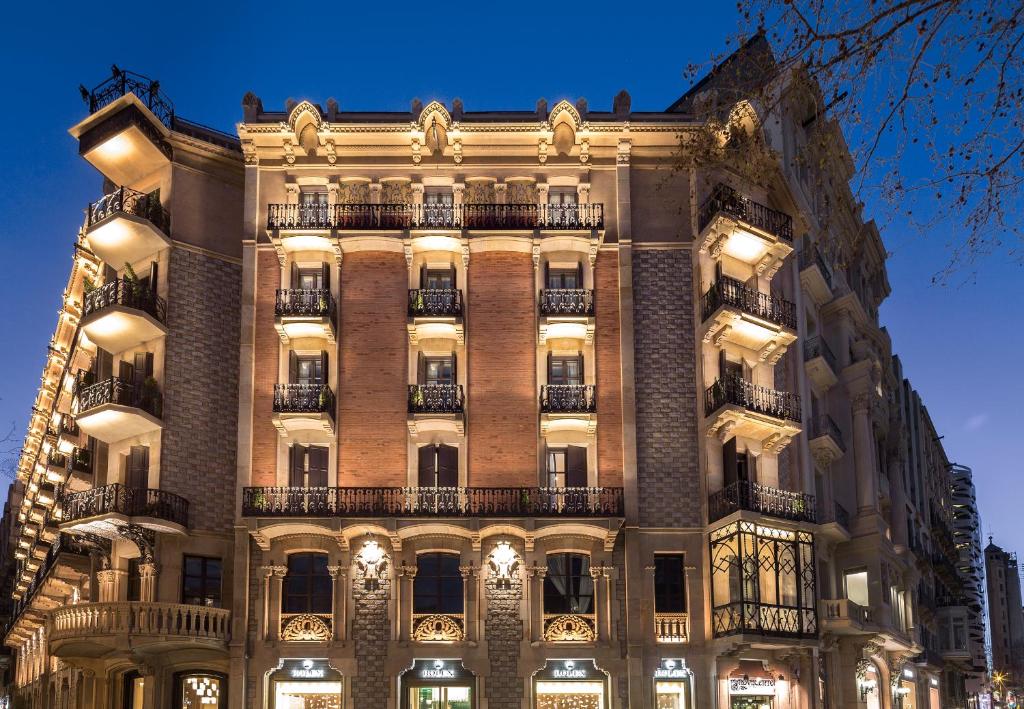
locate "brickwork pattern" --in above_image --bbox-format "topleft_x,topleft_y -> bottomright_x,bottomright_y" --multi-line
251,249 -> 281,487
467,252 -> 537,486
160,247 -> 241,530
484,552 -> 524,709
351,574 -> 392,708
631,249 -> 702,527
339,252 -> 408,485
595,251 -> 624,486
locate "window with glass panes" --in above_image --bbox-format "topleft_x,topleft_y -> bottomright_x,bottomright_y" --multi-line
548,354 -> 582,385
283,553 -> 332,615
654,554 -> 687,613
543,553 -> 594,615
182,556 -> 222,607
127,558 -> 141,602
413,553 -> 464,615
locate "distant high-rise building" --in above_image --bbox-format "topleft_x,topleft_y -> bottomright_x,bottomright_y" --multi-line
950,464 -> 988,703
985,539 -> 1024,684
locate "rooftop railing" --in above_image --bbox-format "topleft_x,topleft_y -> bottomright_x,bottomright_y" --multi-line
80,66 -> 174,128
267,203 -> 605,231
87,186 -> 170,235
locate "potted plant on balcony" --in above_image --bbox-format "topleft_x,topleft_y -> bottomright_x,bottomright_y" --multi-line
138,376 -> 162,417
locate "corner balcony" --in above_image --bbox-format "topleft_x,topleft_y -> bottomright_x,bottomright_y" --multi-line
698,183 -> 794,265
799,244 -> 834,305
72,68 -> 173,186
708,480 -> 817,524
703,376 -> 801,445
75,377 -> 162,444
50,602 -> 229,658
538,289 -> 595,344
819,598 -> 876,635
81,279 -> 167,354
407,289 -> 464,344
803,336 -> 839,391
274,289 -> 337,344
241,486 -> 624,518
60,483 -> 189,537
540,384 -> 597,436
84,186 -> 171,266
272,384 -> 336,435
700,277 -> 796,356
808,415 -> 845,465
407,384 -> 464,436
5,534 -> 91,646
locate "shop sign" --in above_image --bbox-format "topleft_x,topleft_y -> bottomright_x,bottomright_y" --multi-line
728,678 -> 776,696
410,659 -> 473,682
289,659 -> 327,679
536,659 -> 602,682
654,659 -> 691,680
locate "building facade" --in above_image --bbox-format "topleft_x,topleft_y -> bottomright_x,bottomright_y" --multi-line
949,465 -> 989,705
986,539 -> 1024,699
0,43 -> 987,709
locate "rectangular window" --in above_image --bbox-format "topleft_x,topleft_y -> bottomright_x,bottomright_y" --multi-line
844,569 -> 869,606
543,553 -> 594,615
417,444 -> 458,488
545,446 -> 587,487
182,556 -> 222,608
546,266 -> 581,289
423,267 -> 455,290
548,189 -> 578,205
289,445 -> 329,488
300,189 -> 327,205
283,553 -> 332,615
548,355 -> 583,385
654,555 -> 687,613
126,558 -> 141,602
422,356 -> 454,386
413,553 -> 464,615
289,351 -> 327,386
125,446 -> 149,490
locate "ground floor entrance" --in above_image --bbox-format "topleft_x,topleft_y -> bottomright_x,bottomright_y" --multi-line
269,660 -> 343,709
401,660 -> 476,709
533,660 -> 608,709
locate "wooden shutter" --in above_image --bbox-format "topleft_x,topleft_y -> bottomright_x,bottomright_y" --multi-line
566,446 -> 588,487
290,262 -> 300,289
576,262 -> 583,288
289,445 -> 306,487
450,352 -> 457,384
544,261 -> 550,288
419,264 -> 426,289
437,445 -> 459,487
321,263 -> 330,291
118,359 -> 135,383
127,446 -> 149,489
288,351 -> 298,384
307,446 -> 329,487
417,446 -> 436,487
319,351 -> 329,385
718,350 -> 727,380
748,453 -> 758,484
417,352 -> 426,385
546,352 -> 554,382
96,350 -> 113,381
149,262 -> 159,293
449,264 -> 457,288
722,437 -> 738,486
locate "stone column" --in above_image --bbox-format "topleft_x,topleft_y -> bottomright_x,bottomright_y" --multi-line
96,569 -> 121,602
576,182 -> 591,204
452,183 -> 466,207
411,183 -> 425,206
397,561 -> 416,642
852,393 -> 879,514
591,564 -> 611,642
267,565 -> 287,640
326,183 -> 340,207
537,183 -> 550,206
138,563 -> 158,602
527,565 -> 547,642
460,563 -> 478,642
328,565 -> 346,641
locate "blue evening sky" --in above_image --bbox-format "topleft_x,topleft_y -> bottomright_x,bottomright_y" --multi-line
0,2 -> 1019,547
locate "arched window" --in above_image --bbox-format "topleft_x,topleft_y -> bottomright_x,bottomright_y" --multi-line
283,553 -> 332,615
543,553 -> 594,615
413,553 -> 464,615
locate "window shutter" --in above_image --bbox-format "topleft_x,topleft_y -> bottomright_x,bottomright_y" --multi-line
417,351 -> 426,385
320,351 -> 329,386
149,262 -> 159,293
437,445 -> 459,487
722,437 -> 738,486
576,262 -> 583,288
547,351 -> 553,382
544,261 -> 550,289
321,263 -> 330,291
714,260 -> 722,282
127,446 -> 148,489
289,445 -> 306,487
748,453 -> 758,484
288,351 -> 298,384
308,446 -> 329,487
119,359 -> 135,383
566,446 -> 588,487
451,352 -> 457,384
419,264 -> 426,289
718,350 -> 727,381
449,264 -> 457,288
290,262 -> 300,289
418,446 -> 436,487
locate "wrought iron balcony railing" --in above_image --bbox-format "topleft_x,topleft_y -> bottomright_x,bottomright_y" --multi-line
811,415 -> 845,451
408,289 -> 463,317
241,486 -> 625,517
87,186 -> 170,234
799,244 -> 833,286
698,183 -> 793,242
539,289 -> 595,316
708,480 -> 817,524
83,278 -> 167,323
408,384 -> 464,414
803,336 -> 838,372
273,384 -> 336,419
540,384 -> 597,414
267,203 -> 605,231
712,600 -> 817,638
275,289 -> 337,325
704,375 -> 801,422
818,500 -> 850,530
81,67 -> 174,128
701,276 -> 796,329
61,483 -> 189,528
77,377 -> 162,418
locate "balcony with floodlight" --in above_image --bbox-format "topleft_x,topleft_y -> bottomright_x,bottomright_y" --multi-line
703,375 -> 801,445
274,289 -> 338,344
60,483 -> 188,538
84,186 -> 171,267
74,376 -> 163,444
700,277 -> 796,357
698,184 -> 794,267
80,277 -> 167,354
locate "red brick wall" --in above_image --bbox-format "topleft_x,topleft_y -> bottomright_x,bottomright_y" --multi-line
339,251 -> 408,484
467,251 -> 538,485
595,251 -> 624,486
251,249 -> 280,486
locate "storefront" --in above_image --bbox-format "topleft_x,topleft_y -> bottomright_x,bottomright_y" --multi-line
653,659 -> 692,709
175,672 -> 227,708
894,667 -> 917,709
533,659 -> 609,709
727,664 -> 777,709
401,660 -> 475,709
269,659 -> 343,709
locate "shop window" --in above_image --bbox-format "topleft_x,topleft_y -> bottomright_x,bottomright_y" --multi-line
182,556 -> 222,608
412,553 -> 465,641
175,672 -> 225,709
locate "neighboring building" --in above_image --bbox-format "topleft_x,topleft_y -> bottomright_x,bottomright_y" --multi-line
0,44 -> 988,709
986,540 -> 1024,692
950,464 -> 989,706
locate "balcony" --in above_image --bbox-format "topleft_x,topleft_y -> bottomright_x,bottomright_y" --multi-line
698,184 -> 793,267
654,613 -> 689,643
272,383 -> 336,435
703,376 -> 801,443
72,68 -> 174,186
540,385 -> 597,436
699,183 -> 793,242
81,278 -> 167,353
84,186 -> 171,266
5,534 -> 91,644
799,244 -> 833,305
266,203 -> 605,233
818,500 -> 852,542
50,601 -> 229,658
60,483 -> 189,537
407,289 -> 464,344
67,448 -> 94,489
408,384 -> 465,436
820,598 -> 876,635
274,289 -> 337,343
708,480 -> 816,524
538,289 -> 595,344
700,277 -> 796,355
75,377 -> 162,444
711,601 -> 816,639
803,336 -> 839,391
241,486 -> 625,518
808,415 -> 845,465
